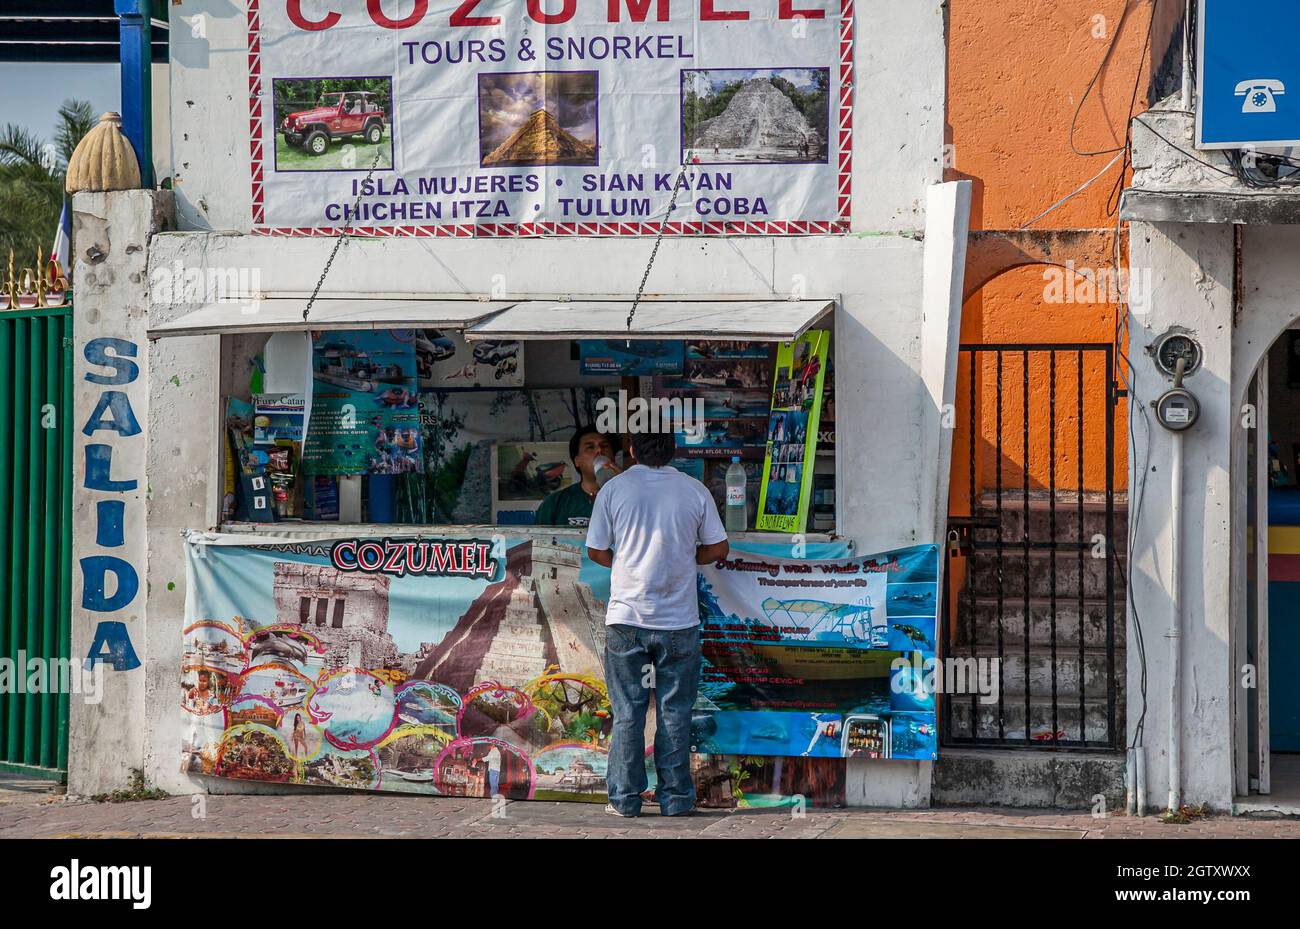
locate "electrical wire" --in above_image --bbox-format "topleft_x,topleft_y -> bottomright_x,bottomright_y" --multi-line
1131,115 -> 1236,177
1111,189 -> 1150,751
1069,0 -> 1154,158
1018,151 -> 1125,229
1069,1 -> 1136,156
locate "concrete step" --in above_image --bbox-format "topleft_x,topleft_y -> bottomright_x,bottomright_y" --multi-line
948,697 -> 1116,744
933,747 -> 1126,810
967,548 -> 1126,600
970,491 -> 1127,546
953,596 -> 1117,649
946,650 -> 1122,700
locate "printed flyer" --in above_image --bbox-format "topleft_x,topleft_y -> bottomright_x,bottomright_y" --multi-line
579,340 -> 684,376
416,329 -> 524,388
301,330 -> 422,476
179,534 -> 916,807
756,330 -> 829,531
248,0 -> 852,235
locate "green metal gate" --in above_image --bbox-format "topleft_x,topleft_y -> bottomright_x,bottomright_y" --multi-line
0,305 -> 73,780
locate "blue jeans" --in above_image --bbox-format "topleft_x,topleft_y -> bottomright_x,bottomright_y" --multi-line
604,623 -> 701,816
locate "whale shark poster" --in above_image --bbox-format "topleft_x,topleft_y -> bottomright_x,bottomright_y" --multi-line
695,544 -> 939,760
180,532 -> 924,810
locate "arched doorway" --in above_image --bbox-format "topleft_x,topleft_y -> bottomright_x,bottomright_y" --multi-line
1236,323 -> 1300,811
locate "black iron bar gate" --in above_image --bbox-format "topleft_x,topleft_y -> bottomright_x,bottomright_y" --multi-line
942,343 -> 1124,750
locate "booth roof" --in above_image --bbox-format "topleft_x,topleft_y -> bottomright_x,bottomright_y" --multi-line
148,296 -> 835,341
146,297 -> 510,338
462,299 -> 835,342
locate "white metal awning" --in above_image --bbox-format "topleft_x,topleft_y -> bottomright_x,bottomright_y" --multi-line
147,297 -> 511,338
462,299 -> 836,342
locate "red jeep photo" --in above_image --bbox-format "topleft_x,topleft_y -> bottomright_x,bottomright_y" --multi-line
281,91 -> 386,156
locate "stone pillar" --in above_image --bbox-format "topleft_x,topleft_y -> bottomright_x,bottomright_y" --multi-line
68,190 -> 174,795
1126,220 -> 1236,811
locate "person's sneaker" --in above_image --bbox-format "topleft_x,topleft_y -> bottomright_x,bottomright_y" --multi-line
605,804 -> 639,818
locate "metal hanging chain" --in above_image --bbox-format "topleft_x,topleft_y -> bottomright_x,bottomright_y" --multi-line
625,162 -> 691,333
303,149 -> 384,322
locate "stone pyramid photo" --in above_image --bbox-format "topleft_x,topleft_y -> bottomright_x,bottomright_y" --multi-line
483,108 -> 597,168
686,75 -> 827,163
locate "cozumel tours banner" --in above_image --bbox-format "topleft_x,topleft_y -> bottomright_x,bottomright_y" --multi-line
246,0 -> 853,236
181,532 -> 923,804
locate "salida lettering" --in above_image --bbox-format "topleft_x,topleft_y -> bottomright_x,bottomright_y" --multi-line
288,0 -> 828,31
331,539 -> 499,580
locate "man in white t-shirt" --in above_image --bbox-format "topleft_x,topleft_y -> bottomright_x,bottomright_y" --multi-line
586,431 -> 729,817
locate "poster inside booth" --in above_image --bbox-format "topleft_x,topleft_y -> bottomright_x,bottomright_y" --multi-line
249,0 -> 853,235
181,535 -> 936,804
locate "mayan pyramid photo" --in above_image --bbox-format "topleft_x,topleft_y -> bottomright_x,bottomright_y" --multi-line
483,108 -> 596,167
688,78 -> 821,161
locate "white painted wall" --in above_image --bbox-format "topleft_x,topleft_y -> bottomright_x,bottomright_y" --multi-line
1126,221 -> 1236,810
1124,221 -> 1300,811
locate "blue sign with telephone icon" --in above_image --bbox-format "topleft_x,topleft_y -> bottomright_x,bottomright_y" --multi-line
1198,0 -> 1300,148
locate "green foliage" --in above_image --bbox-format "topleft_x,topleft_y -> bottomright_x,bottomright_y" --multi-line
682,80 -> 745,142
273,132 -> 392,171
91,768 -> 169,803
728,755 -> 767,807
273,77 -> 394,121
771,71 -> 830,140
0,100 -> 94,257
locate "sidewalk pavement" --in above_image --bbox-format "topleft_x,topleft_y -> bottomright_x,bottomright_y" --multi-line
2,774 -> 1298,838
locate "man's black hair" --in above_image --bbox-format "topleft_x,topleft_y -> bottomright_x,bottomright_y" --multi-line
630,432 -> 676,468
569,424 -> 621,465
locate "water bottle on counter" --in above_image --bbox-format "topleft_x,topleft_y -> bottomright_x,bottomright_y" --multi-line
725,456 -> 748,532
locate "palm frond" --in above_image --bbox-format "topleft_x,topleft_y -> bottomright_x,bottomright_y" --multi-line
55,100 -> 96,167
0,125 -> 52,171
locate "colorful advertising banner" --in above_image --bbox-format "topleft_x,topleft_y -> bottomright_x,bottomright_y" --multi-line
301,329 -> 422,475
247,0 -> 853,236
180,533 -> 924,804
756,330 -> 828,532
696,544 -> 938,760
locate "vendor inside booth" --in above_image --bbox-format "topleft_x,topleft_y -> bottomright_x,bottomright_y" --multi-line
150,296 -> 839,536
159,295 -> 938,807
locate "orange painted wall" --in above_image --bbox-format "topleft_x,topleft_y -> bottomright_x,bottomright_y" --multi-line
946,0 -> 1164,500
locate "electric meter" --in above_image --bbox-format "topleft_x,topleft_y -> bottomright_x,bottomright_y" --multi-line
1150,330 -> 1203,379
1154,387 -> 1200,432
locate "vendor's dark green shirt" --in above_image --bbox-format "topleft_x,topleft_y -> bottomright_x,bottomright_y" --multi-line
534,482 -> 595,527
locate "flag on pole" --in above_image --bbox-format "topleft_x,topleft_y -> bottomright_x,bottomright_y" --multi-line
51,199 -> 70,271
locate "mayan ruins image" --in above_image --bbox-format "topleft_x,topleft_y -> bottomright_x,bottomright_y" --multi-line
271,541 -> 606,689
483,108 -> 596,167
272,563 -> 398,669
684,70 -> 830,163
478,71 -> 598,168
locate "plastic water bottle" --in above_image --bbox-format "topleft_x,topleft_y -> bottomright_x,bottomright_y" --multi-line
725,456 -> 747,532
593,455 -> 618,487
